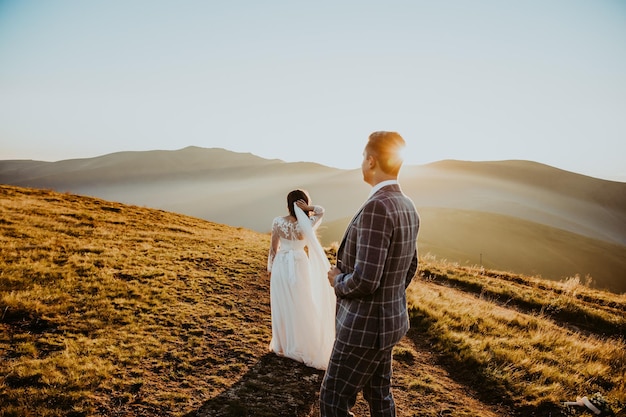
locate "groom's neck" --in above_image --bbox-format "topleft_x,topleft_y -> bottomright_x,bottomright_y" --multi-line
368,173 -> 398,187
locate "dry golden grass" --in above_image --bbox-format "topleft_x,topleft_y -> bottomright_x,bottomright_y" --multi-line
1,185 -> 624,417
0,185 -> 271,416
409,282 -> 626,415
419,254 -> 626,338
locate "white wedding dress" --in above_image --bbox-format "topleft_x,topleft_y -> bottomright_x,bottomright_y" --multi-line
267,205 -> 336,370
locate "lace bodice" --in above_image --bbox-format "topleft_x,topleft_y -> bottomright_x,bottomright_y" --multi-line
267,205 -> 324,271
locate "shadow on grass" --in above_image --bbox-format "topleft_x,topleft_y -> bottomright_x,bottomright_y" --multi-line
184,353 -> 324,417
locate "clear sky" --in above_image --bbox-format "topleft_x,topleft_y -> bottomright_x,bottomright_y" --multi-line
1,1 -> 625,181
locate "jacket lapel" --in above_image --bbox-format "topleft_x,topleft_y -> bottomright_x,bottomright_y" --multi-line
337,205 -> 365,260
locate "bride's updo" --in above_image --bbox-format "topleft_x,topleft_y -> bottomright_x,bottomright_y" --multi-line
287,189 -> 310,219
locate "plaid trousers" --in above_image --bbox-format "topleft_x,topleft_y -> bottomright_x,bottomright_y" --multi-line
319,339 -> 395,417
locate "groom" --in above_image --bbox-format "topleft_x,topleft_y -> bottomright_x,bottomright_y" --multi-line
321,131 -> 420,417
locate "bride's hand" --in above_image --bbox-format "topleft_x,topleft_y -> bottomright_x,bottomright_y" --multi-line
296,200 -> 311,212
328,266 -> 341,287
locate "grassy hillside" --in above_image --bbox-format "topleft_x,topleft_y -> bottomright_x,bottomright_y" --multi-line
1,185 -> 624,417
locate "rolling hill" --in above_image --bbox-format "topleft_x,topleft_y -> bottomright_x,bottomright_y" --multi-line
0,185 -> 624,416
1,147 -> 625,292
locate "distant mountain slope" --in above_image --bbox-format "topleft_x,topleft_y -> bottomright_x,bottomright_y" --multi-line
0,147 -> 350,231
400,160 -> 626,245
1,147 -> 624,292
322,207 -> 626,293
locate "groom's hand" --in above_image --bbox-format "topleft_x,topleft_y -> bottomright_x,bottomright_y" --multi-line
327,266 -> 342,287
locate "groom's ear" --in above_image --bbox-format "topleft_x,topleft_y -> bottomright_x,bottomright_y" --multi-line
366,154 -> 377,169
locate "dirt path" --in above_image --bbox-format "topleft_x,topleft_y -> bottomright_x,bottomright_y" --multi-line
305,332 -> 510,417
190,330 -> 510,417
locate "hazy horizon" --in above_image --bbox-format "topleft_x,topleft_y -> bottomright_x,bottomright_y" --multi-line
2,145 -> 625,183
1,1 -> 625,181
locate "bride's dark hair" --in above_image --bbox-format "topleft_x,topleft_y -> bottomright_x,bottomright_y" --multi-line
287,189 -> 310,219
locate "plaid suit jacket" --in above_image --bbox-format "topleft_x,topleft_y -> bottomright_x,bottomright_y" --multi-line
334,184 -> 419,350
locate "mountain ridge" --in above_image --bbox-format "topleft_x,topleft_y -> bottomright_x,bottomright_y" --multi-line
0,147 -> 287,186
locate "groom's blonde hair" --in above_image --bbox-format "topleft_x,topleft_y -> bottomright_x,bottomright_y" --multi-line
365,131 -> 405,176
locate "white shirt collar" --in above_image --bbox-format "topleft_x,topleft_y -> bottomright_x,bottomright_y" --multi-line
368,179 -> 399,199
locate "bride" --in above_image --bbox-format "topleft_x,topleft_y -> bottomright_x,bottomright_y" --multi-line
267,189 -> 336,370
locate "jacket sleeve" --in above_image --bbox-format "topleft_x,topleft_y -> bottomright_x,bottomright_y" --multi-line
334,199 -> 391,298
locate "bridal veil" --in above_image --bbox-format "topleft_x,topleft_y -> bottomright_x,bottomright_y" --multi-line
294,204 -> 336,362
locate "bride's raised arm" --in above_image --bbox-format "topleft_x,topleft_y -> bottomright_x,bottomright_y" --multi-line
309,205 -> 325,230
295,199 -> 325,230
